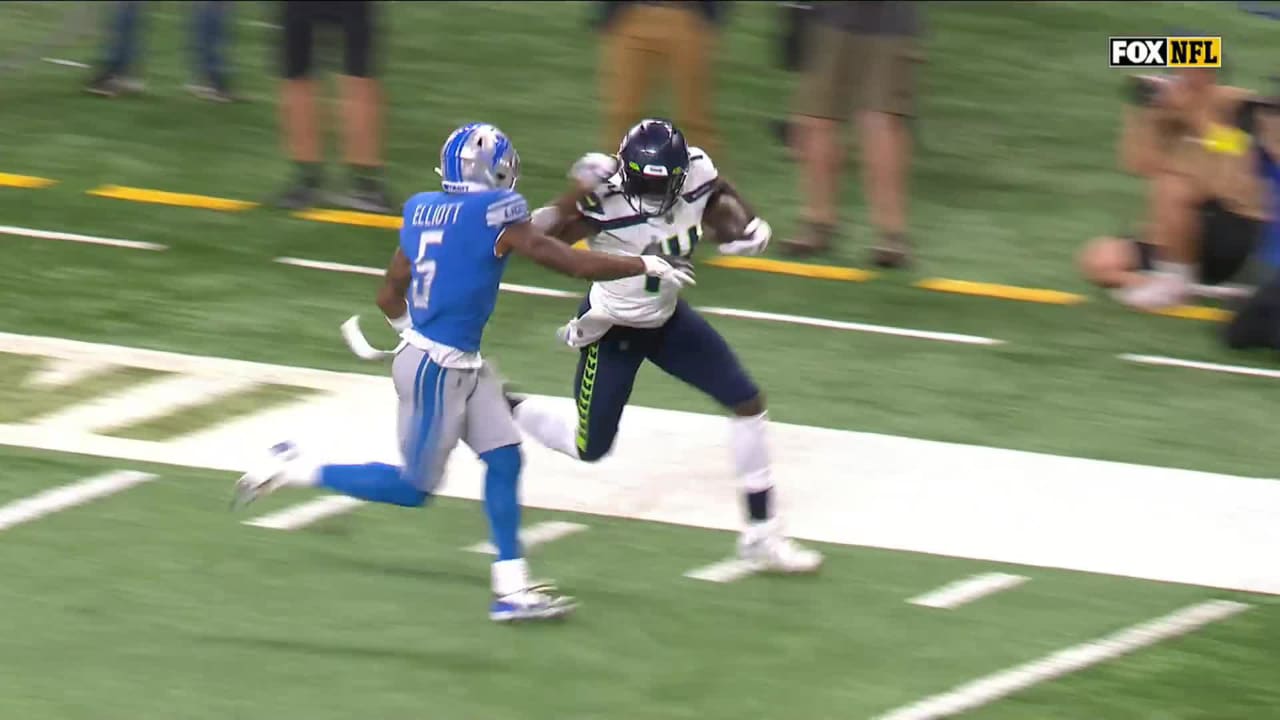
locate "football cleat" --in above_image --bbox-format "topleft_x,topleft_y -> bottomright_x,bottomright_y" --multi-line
231,441 -> 299,511
489,582 -> 577,623
737,521 -> 824,574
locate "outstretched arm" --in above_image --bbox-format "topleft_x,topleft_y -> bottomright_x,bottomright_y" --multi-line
496,222 -> 695,286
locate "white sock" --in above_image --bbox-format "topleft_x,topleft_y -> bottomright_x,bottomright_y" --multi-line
1153,260 -> 1194,284
491,558 -> 530,596
513,398 -> 580,458
730,411 -> 775,522
281,456 -> 321,487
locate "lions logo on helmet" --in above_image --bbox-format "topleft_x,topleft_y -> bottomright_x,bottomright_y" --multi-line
617,119 -> 690,218
437,122 -> 521,194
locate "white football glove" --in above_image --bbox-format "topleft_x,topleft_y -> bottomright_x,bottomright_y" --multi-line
640,255 -> 697,289
717,217 -> 772,257
569,152 -> 620,193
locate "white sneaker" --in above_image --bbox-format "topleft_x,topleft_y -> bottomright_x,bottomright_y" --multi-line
1114,271 -> 1191,311
737,520 -> 824,574
231,441 -> 300,510
490,582 -> 578,623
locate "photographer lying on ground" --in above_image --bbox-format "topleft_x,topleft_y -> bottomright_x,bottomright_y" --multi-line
1078,67 -> 1269,311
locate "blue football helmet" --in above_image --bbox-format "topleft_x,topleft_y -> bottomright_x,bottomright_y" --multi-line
617,119 -> 690,217
437,122 -> 520,193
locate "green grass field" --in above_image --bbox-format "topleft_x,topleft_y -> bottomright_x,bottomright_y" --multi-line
2,2 -> 1279,718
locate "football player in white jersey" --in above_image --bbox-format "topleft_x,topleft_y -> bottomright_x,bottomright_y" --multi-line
510,118 -> 823,574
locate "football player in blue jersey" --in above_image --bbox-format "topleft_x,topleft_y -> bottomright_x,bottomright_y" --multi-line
232,122 -> 695,623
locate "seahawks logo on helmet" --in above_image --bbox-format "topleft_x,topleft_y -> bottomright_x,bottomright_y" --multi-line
617,119 -> 690,218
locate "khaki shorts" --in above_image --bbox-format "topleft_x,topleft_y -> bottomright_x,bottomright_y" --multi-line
796,25 -> 922,119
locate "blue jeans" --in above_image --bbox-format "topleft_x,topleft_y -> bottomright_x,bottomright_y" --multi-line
102,0 -> 230,83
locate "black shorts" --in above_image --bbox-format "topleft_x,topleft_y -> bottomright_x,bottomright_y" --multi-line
281,1 -> 377,79
1134,198 -> 1263,285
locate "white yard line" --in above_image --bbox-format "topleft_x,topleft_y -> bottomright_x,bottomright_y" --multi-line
276,256 -> 1003,346
908,572 -> 1029,610
684,557 -> 764,584
1120,353 -> 1280,381
0,470 -> 157,532
699,306 -> 1002,346
26,356 -> 115,388
243,495 -> 365,530
876,599 -> 1250,720
31,374 -> 257,435
464,521 -> 589,554
0,225 -> 166,251
42,57 -> 90,69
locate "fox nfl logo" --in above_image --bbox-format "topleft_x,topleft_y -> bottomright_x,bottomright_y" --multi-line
1109,36 -> 1222,68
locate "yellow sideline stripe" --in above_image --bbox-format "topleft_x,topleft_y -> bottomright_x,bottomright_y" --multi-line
705,255 -> 875,281
0,173 -> 57,189
88,185 -> 258,212
1151,305 -> 1232,322
9,170 -> 1247,324
915,278 -> 1087,306
293,208 -> 401,229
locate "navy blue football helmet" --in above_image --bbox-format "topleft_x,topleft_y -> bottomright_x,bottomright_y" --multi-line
617,119 -> 690,217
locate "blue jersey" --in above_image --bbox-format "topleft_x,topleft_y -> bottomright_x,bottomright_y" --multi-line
399,189 -> 530,352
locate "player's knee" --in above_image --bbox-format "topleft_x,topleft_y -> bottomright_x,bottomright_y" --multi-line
732,392 -> 766,417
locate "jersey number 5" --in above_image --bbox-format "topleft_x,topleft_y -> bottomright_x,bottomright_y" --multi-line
645,225 -> 701,293
410,230 -> 444,310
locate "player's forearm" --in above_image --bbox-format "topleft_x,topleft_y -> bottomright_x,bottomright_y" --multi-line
376,283 -> 408,320
528,237 -> 643,280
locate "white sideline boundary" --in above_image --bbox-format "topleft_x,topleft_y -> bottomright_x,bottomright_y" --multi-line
0,470 -> 157,532
2,333 -> 1280,596
908,573 -> 1029,610
275,256 -> 1004,346
243,495 -> 365,530
1121,353 -> 1280,381
0,224 -> 166,251
464,521 -> 589,555
876,600 -> 1250,720
0,331 -> 378,392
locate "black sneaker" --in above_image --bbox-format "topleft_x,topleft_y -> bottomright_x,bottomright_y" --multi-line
85,72 -> 142,97
274,182 -> 320,211
330,184 -> 396,215
185,79 -> 237,103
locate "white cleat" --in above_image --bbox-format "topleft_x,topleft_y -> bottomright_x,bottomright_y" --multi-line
231,441 -> 299,511
737,520 -> 824,574
489,582 -> 578,623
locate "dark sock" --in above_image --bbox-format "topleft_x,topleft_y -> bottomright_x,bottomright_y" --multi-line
746,487 -> 772,522
296,162 -> 322,189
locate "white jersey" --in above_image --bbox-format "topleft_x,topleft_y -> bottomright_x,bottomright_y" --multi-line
577,148 -> 719,328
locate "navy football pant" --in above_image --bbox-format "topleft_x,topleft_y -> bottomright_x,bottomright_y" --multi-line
573,299 -> 760,461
